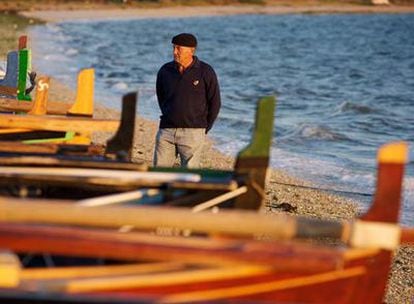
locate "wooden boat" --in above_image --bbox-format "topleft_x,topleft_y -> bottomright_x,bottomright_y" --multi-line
0,94 -> 274,211
0,90 -> 139,163
0,85 -> 412,303
0,141 -> 412,303
0,36 -> 93,116
0,72 -> 119,144
0,36 -> 33,101
0,35 -> 96,144
0,68 -> 94,117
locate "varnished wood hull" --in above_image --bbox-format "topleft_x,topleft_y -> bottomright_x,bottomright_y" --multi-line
0,222 -> 392,304
0,94 -> 409,303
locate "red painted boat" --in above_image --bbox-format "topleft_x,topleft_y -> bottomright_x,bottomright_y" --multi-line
0,141 -> 412,303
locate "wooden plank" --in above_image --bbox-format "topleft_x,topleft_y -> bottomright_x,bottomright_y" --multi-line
0,142 -> 59,154
0,128 -> 33,134
0,113 -> 119,133
0,197 -> 408,250
0,85 -> 17,96
0,223 -> 344,271
21,262 -> 185,280
0,156 -> 146,171
26,265 -> 272,293
161,267 -> 366,304
0,167 -> 200,183
191,186 -> 247,212
77,189 -> 160,207
0,198 -> 297,237
0,99 -> 71,115
0,167 -> 234,192
0,142 -> 104,156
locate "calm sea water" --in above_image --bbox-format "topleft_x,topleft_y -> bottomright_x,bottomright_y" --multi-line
29,13 -> 414,224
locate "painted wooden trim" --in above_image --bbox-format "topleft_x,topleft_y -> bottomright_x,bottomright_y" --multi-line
0,167 -> 200,183
38,265 -> 271,293
400,227 -> 414,245
0,251 -> 20,288
0,86 -> 17,96
67,69 -> 94,117
17,49 -> 31,101
77,189 -> 160,207
234,96 -> 276,210
161,267 -> 366,303
350,220 -> 401,250
191,186 -> 247,213
362,142 -> 407,223
0,128 -> 32,134
0,155 -> 146,170
236,96 -> 275,158
0,222 -> 342,271
18,35 -> 27,50
0,51 -> 18,90
0,113 -> 119,133
377,141 -> 408,164
28,76 -> 50,115
343,248 -> 380,261
0,197 -> 410,249
21,262 -> 184,280
0,69 -> 93,116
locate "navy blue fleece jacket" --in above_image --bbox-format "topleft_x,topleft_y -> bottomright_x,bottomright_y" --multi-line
156,56 -> 221,133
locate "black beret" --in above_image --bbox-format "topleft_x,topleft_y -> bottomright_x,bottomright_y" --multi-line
171,33 -> 197,48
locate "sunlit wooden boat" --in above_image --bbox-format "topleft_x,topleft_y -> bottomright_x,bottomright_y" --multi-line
0,94 -> 275,211
0,69 -> 94,117
0,35 -> 98,144
0,140 -> 412,303
0,37 -> 107,118
0,68 -> 104,144
0,85 -> 412,303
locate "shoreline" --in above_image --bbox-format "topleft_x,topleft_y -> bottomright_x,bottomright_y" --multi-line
20,4 -> 414,23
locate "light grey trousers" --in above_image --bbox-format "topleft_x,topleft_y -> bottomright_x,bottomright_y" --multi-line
153,128 -> 206,168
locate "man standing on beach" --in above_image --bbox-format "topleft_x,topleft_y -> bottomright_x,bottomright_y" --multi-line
154,33 -> 221,168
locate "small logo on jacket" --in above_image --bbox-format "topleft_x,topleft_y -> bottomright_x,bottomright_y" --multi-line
193,80 -> 199,86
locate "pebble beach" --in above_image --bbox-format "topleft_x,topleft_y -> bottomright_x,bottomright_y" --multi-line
1,1 -> 413,302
